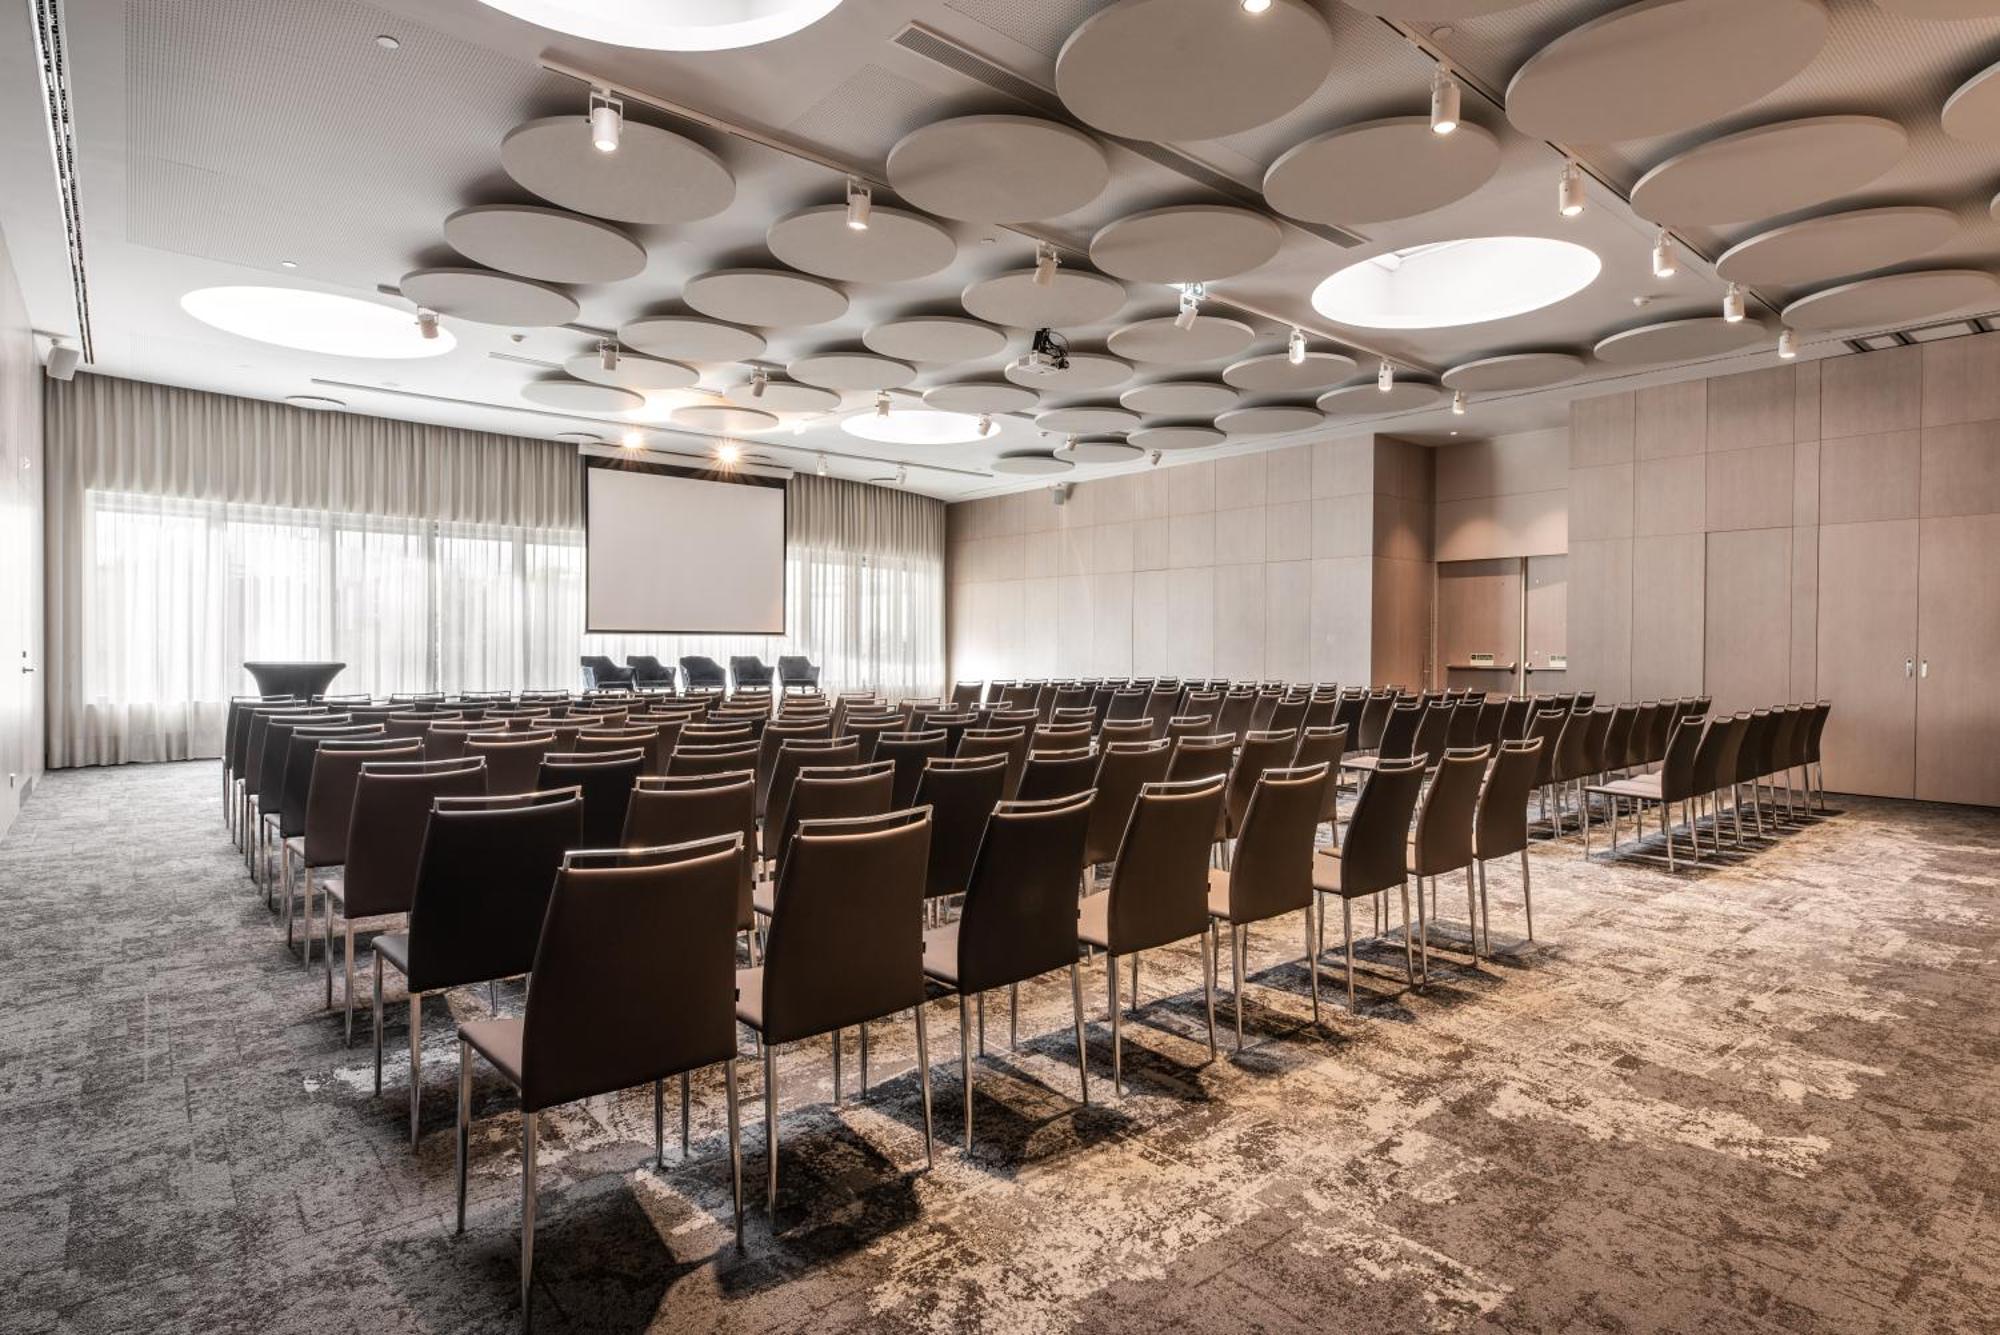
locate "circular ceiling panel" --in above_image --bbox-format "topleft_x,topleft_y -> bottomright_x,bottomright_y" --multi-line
887,116 -> 1109,222
1055,438 -> 1145,465
285,395 -> 345,411
1216,404 -> 1325,435
787,351 -> 917,391
1781,269 -> 2000,333
961,267 -> 1127,328
1440,351 -> 1587,392
766,204 -> 958,283
474,0 -> 843,49
1629,116 -> 1907,226
992,452 -> 1074,476
1222,350 -> 1358,392
181,286 -> 455,358
672,403 -> 780,433
1263,118 -> 1502,226
1002,351 -> 1132,392
1090,206 -> 1282,284
1129,423 -> 1225,452
1035,404 -> 1141,434
1505,0 -> 1828,143
1107,315 -> 1258,365
683,268 -> 847,327
1593,316 -> 1769,365
1317,381 -> 1446,414
1120,381 -> 1239,415
923,381 -> 1040,413
842,409 -> 998,445
442,204 -> 645,285
501,116 -> 734,224
1054,0 -> 1335,143
563,350 -> 701,391
519,377 -> 645,413
1313,238 -> 1600,329
862,316 -> 1008,363
400,267 -> 577,327
1715,206 -> 1958,287
1942,60 -> 2000,143
1874,0 -> 2000,17
617,315 -> 765,362
721,377 -> 841,412
1350,0 -> 1536,14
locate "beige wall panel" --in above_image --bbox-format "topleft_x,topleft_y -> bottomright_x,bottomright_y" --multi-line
1919,421 -> 2000,518
1820,431 -> 1920,526
1091,572 -> 1134,678
1371,558 -> 1432,689
1526,555 -> 1568,672
1093,473 -> 1138,526
1790,525 -> 1818,702
1792,440 -> 1819,528
1056,525 -> 1093,578
1266,499 -> 1311,562
1435,429 -> 1568,502
1436,559 -> 1520,672
1704,527 -> 1791,714
1215,451 -> 1266,511
1056,575 -> 1092,677
1372,493 -> 1434,563
1168,459 -> 1216,516
1094,521 -> 1135,573
1023,529 -> 1058,579
1166,513 -> 1214,568
1133,516 -> 1170,571
1568,463 -> 1635,541
1265,445 -> 1310,503
1816,519 -> 1919,797
1920,329 -> 2000,428
1312,436 -> 1374,497
1634,454 -> 1706,536
1794,359 -> 1821,442
1312,493 -> 1373,559
1916,512 -> 2000,805
1434,489 -> 1567,561
1131,468 -> 1172,521
1310,557 -> 1372,685
1630,533 -> 1706,700
1705,441 -> 1794,533
1167,566 -> 1216,680
1707,365 -> 1795,453
1213,563 -> 1266,682
1571,392 -> 1636,468
1635,380 -> 1707,458
1214,505 -> 1266,565
1023,577 -> 1059,674
1821,344 -> 1922,439
1564,538 -> 1632,701
1263,560 -> 1312,682
1130,571 -> 1170,676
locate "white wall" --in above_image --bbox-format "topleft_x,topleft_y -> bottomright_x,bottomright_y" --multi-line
0,223 -> 44,837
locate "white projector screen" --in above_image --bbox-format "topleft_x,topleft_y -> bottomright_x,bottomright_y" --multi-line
584,461 -> 787,634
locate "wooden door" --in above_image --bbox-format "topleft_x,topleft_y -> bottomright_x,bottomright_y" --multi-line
1816,520 -> 1918,797
1917,514 -> 2000,805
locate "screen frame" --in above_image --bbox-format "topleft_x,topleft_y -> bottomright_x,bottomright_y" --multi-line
580,455 -> 790,636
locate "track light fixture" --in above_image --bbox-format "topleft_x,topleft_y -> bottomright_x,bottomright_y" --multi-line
1723,282 -> 1746,324
816,452 -> 829,476
1651,229 -> 1677,279
1778,326 -> 1798,360
1241,0 -> 1272,11
1149,450 -> 1163,467
1032,241 -> 1058,288
588,89 -> 622,154
875,390 -> 891,417
717,441 -> 741,465
1287,327 -> 1307,366
620,428 -> 643,450
750,367 -> 768,399
1430,65 -> 1461,136
416,308 -> 439,340
598,339 -> 619,373
845,178 -> 872,232
977,413 -> 993,436
1174,281 -> 1206,331
1378,359 -> 1394,393
1558,160 -> 1585,218
895,464 -> 908,487
1452,390 -> 1467,416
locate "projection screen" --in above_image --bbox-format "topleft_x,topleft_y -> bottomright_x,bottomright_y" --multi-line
584,459 -> 787,634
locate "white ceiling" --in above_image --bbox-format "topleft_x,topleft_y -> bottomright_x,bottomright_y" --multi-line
0,0 -> 1995,501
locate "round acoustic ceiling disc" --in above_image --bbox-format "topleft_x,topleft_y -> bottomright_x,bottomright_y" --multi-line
672,403 -> 780,434
787,352 -> 918,391
1003,351 -> 1132,392
617,315 -> 765,363
1441,352 -> 1588,392
683,268 -> 848,327
863,316 -> 1008,363
1055,437 -> 1145,465
1223,350 -> 1359,392
1120,381 -> 1239,415
1630,116 -> 1907,226
562,351 -> 700,391
923,381 -> 1040,414
962,268 -> 1127,328
887,116 -> 1110,222
721,378 -> 841,412
442,204 -> 645,285
1942,60 -> 2000,143
501,116 -> 734,225
1505,0 -> 1828,144
1090,206 -> 1283,284
1216,405 -> 1325,435
1054,0 -> 1334,142
1593,316 -> 1769,366
1781,269 -> 2000,333
1035,404 -> 1141,434
1130,423 -> 1225,452
552,431 -> 600,444
285,395 -> 344,410
1107,315 -> 1258,365
519,377 -> 645,413
1351,0 -> 1536,15
991,451 -> 1074,476
1715,206 -> 1959,287
1263,118 -> 1502,226
400,267 -> 577,327
766,205 -> 958,284
1317,381 -> 1446,414
1875,0 -> 2000,16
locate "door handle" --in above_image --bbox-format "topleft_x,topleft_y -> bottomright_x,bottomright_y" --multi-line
1920,659 -> 1929,679
1905,658 -> 1914,679
18,666 -> 31,675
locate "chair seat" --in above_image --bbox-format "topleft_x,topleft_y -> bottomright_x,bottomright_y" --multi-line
752,881 -> 776,918
460,1017 -> 525,1089
1206,866 -> 1233,921
1078,891 -> 1111,951
1339,754 -> 1383,774
1590,775 -> 1661,800
375,931 -> 412,976
920,922 -> 961,987
734,965 -> 764,1031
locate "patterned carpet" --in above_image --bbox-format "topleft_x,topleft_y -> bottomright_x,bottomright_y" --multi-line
1,761 -> 1996,1334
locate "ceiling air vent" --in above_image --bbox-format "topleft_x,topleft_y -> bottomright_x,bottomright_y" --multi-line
1846,315 -> 1994,354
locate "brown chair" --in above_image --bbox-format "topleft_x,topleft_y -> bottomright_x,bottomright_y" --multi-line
374,788 -> 583,1145
681,722 -> 755,745
1290,724 -> 1349,837
1353,692 -> 1395,752
1030,722 -> 1094,752
843,714 -> 902,762
1206,764 -> 1327,1049
1164,714 -> 1216,746
1142,680 -> 1185,735
955,725 -> 1030,798
1587,713 -> 1708,870
536,750 -> 645,849
465,732 -> 557,796
759,761 -> 898,909
1222,729 -> 1299,841
923,792 -> 1096,1145
1471,738 -> 1543,955
1078,776 -> 1225,1095
948,680 -> 985,711
1265,695 -> 1309,736
576,723 -> 674,775
913,754 -> 1010,911
1343,701 -> 1421,777
1312,757 -> 1427,1010
762,737 -> 862,863
1165,733 -> 1235,787
455,836 -> 747,1330
1098,717 -> 1157,744
735,808 -> 936,1209
1016,747 -> 1100,803
292,736 -> 421,976
1082,739 -> 1173,872
756,718 -> 834,816
1406,747 -> 1491,972
624,772 -> 759,953
422,720 -> 508,763
668,739 -> 761,779
271,722 -> 383,941
874,729 -> 948,809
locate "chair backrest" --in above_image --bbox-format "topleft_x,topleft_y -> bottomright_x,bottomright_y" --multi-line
758,808 -> 933,1045
729,655 -> 773,689
842,714 -> 902,762
1016,746 -> 1100,803
1337,757 -> 1428,898
1553,707 -> 1611,783
1492,695 -> 1529,742
955,725 -> 1030,799
465,731 -> 558,795
279,723 -> 383,835
1224,728 -> 1300,838
1444,697 -> 1482,748
624,771 -> 757,931
1473,737 -> 1543,860
255,713 -> 347,808
953,793 -> 1096,994
1102,776 -> 1227,954
1214,689 -> 1258,742
1103,687 -> 1148,723
1410,746 -> 1489,877
872,729 -> 948,809
1600,704 -> 1637,773
1645,699 -> 1679,764
1262,695 -> 1307,736
775,760 -> 897,885
765,736 -> 863,861
575,723 -> 673,775
422,720 -> 508,762
301,738 -> 423,866
1805,700 -> 1832,763
913,752 -> 1009,899
1219,764 -> 1327,921
1031,722 -> 1094,751
1142,682 -> 1185,733
755,717 -> 834,813
1762,705 -> 1800,778
1374,702 -> 1424,761
949,680 -> 984,710
681,721 -> 754,744
1690,711 -> 1742,792
1166,732 -> 1236,786
1657,713 -> 1709,803
402,789 -> 586,994
667,739 -> 760,779
1410,703 -> 1453,770
339,757 -> 491,918
1083,737 -> 1173,867
1354,693 -> 1395,751
678,655 -> 727,689
1525,709 -> 1568,784
1290,723 -> 1349,822
1098,717 -> 1157,745
536,750 -> 645,848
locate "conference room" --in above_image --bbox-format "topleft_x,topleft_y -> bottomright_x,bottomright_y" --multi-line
0,0 -> 1996,1331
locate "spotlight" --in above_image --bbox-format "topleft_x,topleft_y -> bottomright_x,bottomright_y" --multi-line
895,464 -> 908,487
1032,242 -> 1058,288
1558,160 -> 1584,218
1430,65 -> 1460,136
1651,229 -> 1677,279
977,413 -> 993,436
875,390 -> 891,418
717,442 -> 741,465
1174,281 -> 1205,331
1287,327 -> 1307,366
1452,390 -> 1467,416
1723,282 -> 1746,324
620,428 -> 643,450
1378,359 -> 1394,393
416,308 -> 440,340
598,339 -> 618,373
1149,450 -> 1162,467
845,178 -> 872,232
589,90 -> 622,154
816,452 -> 829,476
1242,0 -> 1271,11
1778,326 -> 1799,360
750,368 -> 768,399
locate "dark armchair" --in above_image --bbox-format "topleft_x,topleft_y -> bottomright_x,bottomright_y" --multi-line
777,655 -> 820,694
626,655 -> 676,691
729,656 -> 775,694
679,656 -> 729,693
580,655 -> 635,690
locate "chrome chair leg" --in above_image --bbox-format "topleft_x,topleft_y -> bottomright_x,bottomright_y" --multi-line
959,992 -> 974,1149
1106,953 -> 1122,1097
913,1003 -> 934,1171
520,1110 -> 538,1334
1343,898 -> 1356,1010
409,994 -> 423,1151
654,1078 -> 666,1169
1070,960 -> 1090,1106
1304,907 -> 1320,1028
1009,982 -> 1018,1052
680,1071 -> 691,1159
455,1038 -> 472,1233
859,1022 -> 869,1098
1399,882 -> 1415,982
832,1028 -> 842,1106
1521,849 -> 1533,941
763,1042 -> 779,1210
724,1057 -> 744,1249
1202,924 -> 1217,1062
1231,922 -> 1245,1052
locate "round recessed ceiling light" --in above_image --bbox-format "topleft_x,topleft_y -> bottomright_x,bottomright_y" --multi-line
182,286 -> 456,358
474,0 -> 844,50
842,408 -> 998,446
284,394 -> 345,411
553,430 -> 601,444
1311,237 -> 1600,330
